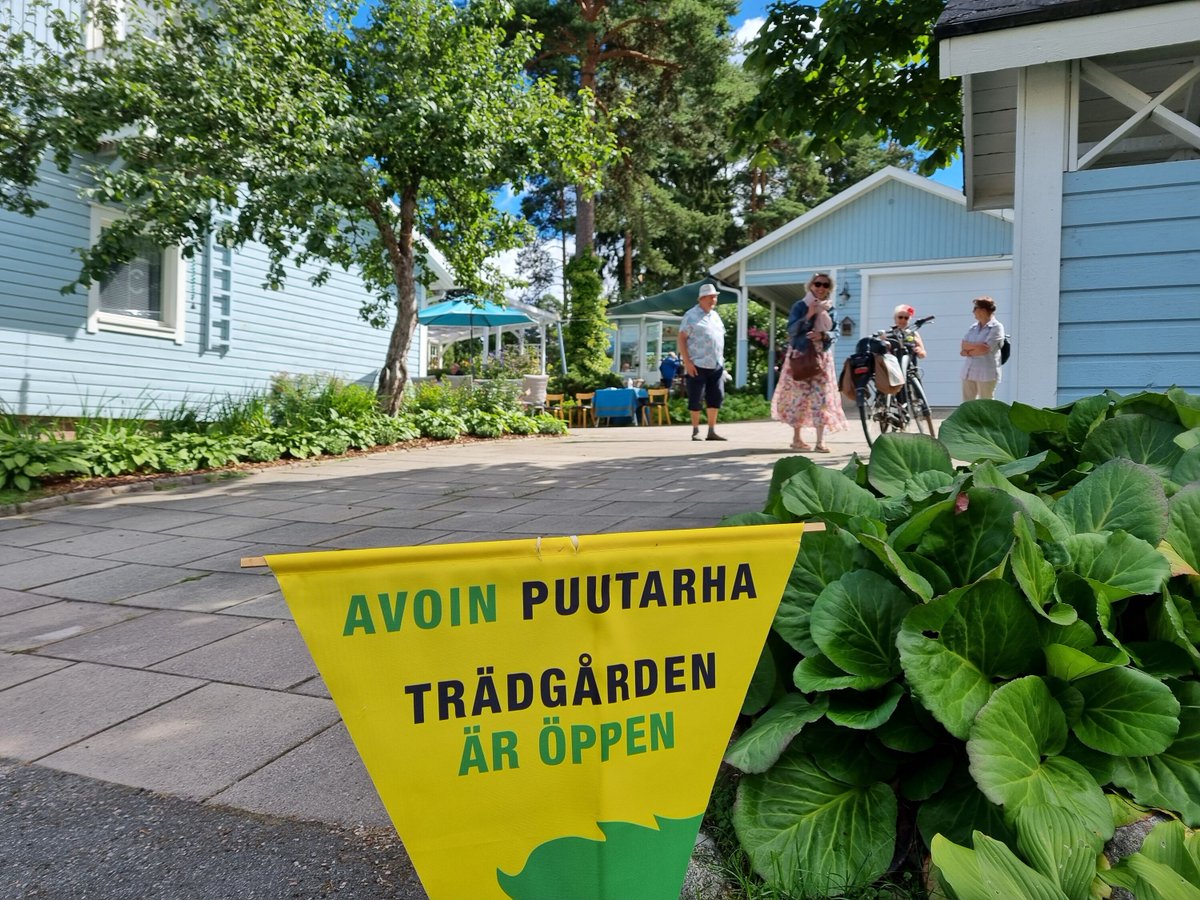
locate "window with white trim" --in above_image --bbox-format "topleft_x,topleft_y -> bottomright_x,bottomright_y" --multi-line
88,206 -> 186,343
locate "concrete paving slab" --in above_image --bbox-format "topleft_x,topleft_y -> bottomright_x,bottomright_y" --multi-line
100,535 -> 251,567
0,546 -> 40,566
0,600 -> 149,652
0,662 -> 202,760
40,609 -> 263,668
426,495 -> 528,513
219,591 -> 291,619
264,503 -> 376,524
0,554 -> 123,591
203,498 -> 311,518
232,521 -> 369,546
151,620 -> 317,690
498,514 -> 631,536
2,522 -> 103,547
339,508 -> 458,529
33,562 -> 194,603
0,649 -> 71,690
41,682 -> 339,800
29,528 -> 176,558
208,723 -> 390,828
312,527 -> 440,549
18,505 -> 139,525
114,571 -> 277,613
114,509 -> 233,534
505,498 -> 607,516
164,515 -> 287,539
290,674 -> 330,698
430,512 -> 538,533
179,541 -> 309,573
0,587 -> 58,617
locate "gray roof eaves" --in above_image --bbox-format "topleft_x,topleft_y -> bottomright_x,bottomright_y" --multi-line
934,0 -> 1183,39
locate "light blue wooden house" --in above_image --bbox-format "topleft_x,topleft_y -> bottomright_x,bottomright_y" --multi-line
709,167 -> 1014,406
936,0 -> 1200,404
0,156 -> 455,419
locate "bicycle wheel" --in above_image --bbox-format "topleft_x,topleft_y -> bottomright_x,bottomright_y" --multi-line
859,388 -> 889,446
906,377 -> 936,437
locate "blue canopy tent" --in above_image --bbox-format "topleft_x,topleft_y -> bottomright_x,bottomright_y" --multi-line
419,298 -> 537,370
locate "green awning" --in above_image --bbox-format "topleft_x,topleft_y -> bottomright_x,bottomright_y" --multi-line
607,278 -> 739,317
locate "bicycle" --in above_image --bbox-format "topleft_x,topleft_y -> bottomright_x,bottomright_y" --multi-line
846,316 -> 936,446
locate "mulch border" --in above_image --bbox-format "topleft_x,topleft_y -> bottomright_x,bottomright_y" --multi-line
0,432 -> 565,518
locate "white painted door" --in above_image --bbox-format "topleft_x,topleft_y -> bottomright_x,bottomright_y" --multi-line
860,263 -> 1014,408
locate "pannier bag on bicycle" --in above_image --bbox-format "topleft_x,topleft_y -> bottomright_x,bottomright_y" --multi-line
840,345 -> 875,401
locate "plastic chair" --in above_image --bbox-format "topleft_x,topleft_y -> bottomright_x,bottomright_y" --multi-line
545,393 -> 566,420
645,388 -> 670,426
572,392 -> 595,428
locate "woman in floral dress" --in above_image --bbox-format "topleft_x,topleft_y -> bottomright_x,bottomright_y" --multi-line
771,273 -> 848,452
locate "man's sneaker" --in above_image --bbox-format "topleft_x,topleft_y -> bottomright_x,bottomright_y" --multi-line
706,432 -> 727,441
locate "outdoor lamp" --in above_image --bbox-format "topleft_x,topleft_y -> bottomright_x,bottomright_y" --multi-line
840,316 -> 855,337
838,285 -> 851,302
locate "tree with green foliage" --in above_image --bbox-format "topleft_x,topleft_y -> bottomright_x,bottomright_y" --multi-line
0,0 -> 612,412
514,0 -> 739,266
738,0 -> 958,175
561,250 -> 612,385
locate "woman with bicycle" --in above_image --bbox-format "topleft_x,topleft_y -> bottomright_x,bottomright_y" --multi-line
892,305 -> 927,359
771,273 -> 848,452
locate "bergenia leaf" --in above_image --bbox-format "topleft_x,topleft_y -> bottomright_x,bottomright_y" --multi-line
1053,458 -> 1168,544
938,399 -> 1030,463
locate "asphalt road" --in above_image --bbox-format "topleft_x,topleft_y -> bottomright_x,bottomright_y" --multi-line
0,761 -> 427,900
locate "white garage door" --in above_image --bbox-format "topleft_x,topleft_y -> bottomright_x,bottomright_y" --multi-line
861,264 -> 1014,408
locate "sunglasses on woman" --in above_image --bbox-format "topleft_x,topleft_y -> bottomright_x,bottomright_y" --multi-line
812,281 -> 831,288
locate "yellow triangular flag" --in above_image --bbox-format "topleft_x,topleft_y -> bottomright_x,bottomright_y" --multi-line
268,523 -> 804,899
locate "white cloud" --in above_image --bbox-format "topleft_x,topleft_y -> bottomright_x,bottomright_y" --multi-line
734,16 -> 765,48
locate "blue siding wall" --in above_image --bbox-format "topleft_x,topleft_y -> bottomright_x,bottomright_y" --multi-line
745,179 -> 1012,275
1059,159 -> 1200,401
0,159 -> 423,417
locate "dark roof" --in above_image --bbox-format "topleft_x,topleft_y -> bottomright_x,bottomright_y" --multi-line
934,0 -> 1183,39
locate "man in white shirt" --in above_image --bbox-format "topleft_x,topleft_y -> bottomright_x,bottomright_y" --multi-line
678,283 -> 727,441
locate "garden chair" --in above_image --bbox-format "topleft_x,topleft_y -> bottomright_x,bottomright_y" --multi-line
571,392 -> 595,428
645,388 -> 671,426
545,393 -> 566,420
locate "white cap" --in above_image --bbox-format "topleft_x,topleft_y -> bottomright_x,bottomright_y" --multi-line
698,283 -> 719,298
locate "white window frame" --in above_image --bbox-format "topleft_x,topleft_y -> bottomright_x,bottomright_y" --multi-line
87,206 -> 186,344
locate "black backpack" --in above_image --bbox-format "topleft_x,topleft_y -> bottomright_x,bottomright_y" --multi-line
1000,335 -> 1012,365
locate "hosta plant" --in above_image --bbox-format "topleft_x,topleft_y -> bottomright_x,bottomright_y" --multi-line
722,391 -> 1200,899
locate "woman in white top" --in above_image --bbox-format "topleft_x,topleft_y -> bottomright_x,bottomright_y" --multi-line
959,296 -> 1005,400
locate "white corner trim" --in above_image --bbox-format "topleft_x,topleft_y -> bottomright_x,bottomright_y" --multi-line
939,0 -> 1200,78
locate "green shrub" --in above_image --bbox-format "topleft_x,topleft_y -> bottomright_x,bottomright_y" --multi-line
465,410 -> 504,438
268,372 -> 377,428
534,414 -> 568,435
412,409 -> 467,440
0,418 -> 89,491
161,432 -> 245,470
75,425 -> 164,476
722,390 -> 1200,898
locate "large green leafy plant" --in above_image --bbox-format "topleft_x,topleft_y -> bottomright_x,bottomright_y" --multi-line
723,392 -> 1200,898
